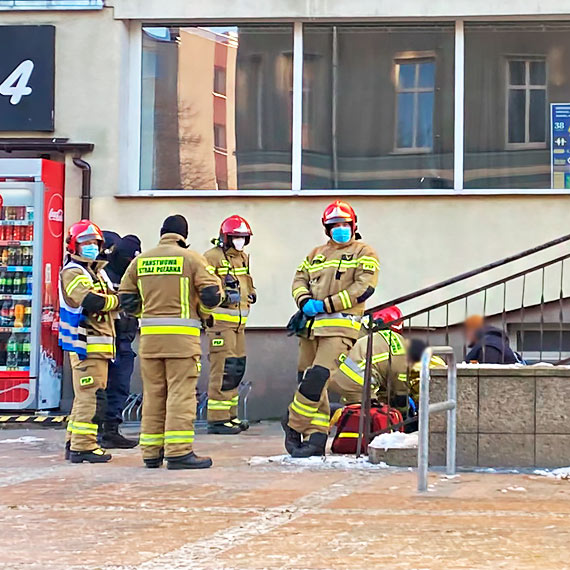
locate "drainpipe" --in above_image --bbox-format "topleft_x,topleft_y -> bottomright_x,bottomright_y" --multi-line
72,157 -> 92,220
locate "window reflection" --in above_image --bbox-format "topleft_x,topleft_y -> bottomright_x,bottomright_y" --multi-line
301,24 -> 454,190
140,25 -> 293,191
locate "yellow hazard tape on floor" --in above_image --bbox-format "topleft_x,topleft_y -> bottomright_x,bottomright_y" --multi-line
0,415 -> 68,425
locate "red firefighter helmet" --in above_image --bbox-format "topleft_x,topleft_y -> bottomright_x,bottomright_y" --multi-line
373,306 -> 404,333
66,219 -> 104,254
322,200 -> 357,230
219,215 -> 252,248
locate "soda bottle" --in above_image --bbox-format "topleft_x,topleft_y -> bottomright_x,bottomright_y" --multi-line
1,248 -> 7,267
18,335 -> 30,367
13,303 -> 24,329
23,247 -> 32,266
5,273 -> 13,295
0,339 -> 7,366
8,300 -> 14,323
6,332 -> 18,369
41,264 -> 54,327
26,224 -> 33,241
13,248 -> 22,266
19,272 -> 26,294
12,225 -> 20,241
5,224 -> 13,241
26,274 -> 32,295
24,301 -> 32,327
0,271 -> 5,295
12,272 -> 20,296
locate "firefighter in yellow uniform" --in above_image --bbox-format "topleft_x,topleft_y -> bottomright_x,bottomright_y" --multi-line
283,201 -> 379,457
59,220 -> 119,464
119,215 -> 223,470
203,215 -> 256,435
331,306 -> 447,414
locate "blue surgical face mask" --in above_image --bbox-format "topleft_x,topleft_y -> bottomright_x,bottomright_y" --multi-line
331,226 -> 352,244
80,243 -> 100,260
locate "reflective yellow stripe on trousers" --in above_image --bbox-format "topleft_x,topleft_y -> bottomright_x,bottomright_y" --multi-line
312,312 -> 361,332
86,336 -> 115,355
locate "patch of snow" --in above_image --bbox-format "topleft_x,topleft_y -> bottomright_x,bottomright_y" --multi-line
534,466 -> 570,479
369,431 -> 418,450
0,436 -> 44,444
248,454 -> 393,470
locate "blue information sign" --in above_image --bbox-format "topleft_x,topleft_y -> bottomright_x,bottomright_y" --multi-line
551,104 -> 570,189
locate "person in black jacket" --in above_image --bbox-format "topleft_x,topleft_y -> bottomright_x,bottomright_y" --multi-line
99,232 -> 142,448
464,315 -> 519,365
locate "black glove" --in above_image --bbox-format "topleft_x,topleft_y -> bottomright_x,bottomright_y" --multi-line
248,292 -> 257,304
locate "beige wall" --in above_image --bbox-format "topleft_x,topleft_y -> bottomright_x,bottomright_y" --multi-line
2,8 -> 570,329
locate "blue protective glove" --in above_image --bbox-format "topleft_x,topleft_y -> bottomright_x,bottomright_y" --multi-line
302,299 -> 324,317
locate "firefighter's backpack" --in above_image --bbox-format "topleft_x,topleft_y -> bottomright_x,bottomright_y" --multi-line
331,403 -> 403,455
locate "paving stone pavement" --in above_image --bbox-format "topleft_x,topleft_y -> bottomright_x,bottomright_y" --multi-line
1,422 -> 570,570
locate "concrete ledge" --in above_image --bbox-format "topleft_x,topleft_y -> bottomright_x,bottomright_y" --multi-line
430,366 -> 570,468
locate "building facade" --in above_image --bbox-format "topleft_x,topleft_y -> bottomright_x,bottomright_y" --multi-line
1,0 -> 570,417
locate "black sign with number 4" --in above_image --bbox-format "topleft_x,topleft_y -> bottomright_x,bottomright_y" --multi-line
0,25 -> 55,131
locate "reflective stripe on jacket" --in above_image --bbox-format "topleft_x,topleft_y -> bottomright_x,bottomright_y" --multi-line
59,258 -> 117,359
119,233 -> 223,358
292,238 -> 379,340
203,245 -> 255,330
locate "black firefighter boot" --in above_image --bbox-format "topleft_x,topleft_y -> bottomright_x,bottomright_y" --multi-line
207,421 -> 241,435
291,432 -> 327,458
166,452 -> 213,470
144,450 -> 164,469
70,448 -> 112,464
281,411 -> 302,455
100,422 -> 138,449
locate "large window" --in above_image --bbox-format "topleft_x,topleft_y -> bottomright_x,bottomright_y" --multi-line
464,23 -> 570,189
140,26 -> 293,191
300,25 -> 454,190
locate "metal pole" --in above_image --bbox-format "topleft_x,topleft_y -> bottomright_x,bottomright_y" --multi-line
417,347 -> 432,493
446,352 -> 457,476
356,323 -> 374,458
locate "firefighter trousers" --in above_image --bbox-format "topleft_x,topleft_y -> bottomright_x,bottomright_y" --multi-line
206,328 -> 246,422
288,336 -> 353,437
139,355 -> 200,460
66,353 -> 108,452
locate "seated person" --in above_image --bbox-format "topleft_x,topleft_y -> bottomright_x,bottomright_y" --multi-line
464,314 -> 519,364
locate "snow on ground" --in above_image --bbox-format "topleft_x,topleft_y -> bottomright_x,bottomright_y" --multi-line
369,431 -> 418,450
0,436 -> 45,444
248,454 -> 394,470
534,466 -> 570,479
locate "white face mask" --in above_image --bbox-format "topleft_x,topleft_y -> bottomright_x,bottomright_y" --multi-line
232,237 -> 246,251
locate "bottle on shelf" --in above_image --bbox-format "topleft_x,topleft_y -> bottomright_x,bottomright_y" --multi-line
13,225 -> 21,241
24,301 -> 32,327
22,247 -> 32,266
0,271 -> 5,294
0,339 -> 7,366
18,334 -> 30,367
13,248 -> 22,266
13,303 -> 24,329
26,273 -> 32,295
6,332 -> 19,369
12,273 -> 21,296
5,273 -> 13,295
1,248 -> 7,267
41,263 -> 54,327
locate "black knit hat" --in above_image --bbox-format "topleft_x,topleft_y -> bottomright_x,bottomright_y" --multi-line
160,215 -> 188,239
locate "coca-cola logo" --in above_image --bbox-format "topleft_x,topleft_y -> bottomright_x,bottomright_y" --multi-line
47,193 -> 63,239
48,208 -> 63,222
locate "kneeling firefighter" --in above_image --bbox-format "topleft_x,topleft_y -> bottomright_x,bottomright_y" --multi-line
203,215 -> 256,434
119,215 -> 224,470
59,220 -> 119,464
283,201 -> 380,457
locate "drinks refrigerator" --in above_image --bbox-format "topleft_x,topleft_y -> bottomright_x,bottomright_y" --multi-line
0,159 -> 64,410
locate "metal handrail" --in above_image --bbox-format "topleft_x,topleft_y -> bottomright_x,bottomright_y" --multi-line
418,346 -> 457,493
365,232 -> 570,316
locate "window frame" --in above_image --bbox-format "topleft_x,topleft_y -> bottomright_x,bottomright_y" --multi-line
393,52 -> 437,155
124,19 -> 570,198
504,56 -> 548,150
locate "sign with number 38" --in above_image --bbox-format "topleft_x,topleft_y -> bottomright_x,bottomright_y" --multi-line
0,26 -> 55,131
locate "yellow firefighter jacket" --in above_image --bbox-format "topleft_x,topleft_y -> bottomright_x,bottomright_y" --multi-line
335,329 -> 409,403
59,254 -> 119,359
292,238 -> 379,340
203,245 -> 255,330
119,233 -> 223,359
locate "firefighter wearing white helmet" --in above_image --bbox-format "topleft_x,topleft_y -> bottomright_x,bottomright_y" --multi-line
283,201 -> 380,457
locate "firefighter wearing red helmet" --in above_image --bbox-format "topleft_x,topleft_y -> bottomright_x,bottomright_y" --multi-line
283,200 -> 380,457
59,220 -> 120,464
202,215 -> 256,434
